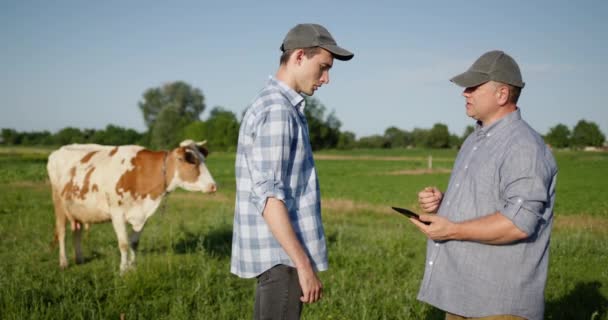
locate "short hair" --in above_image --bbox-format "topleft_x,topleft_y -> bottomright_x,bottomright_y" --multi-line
280,47 -> 322,65
508,85 -> 522,104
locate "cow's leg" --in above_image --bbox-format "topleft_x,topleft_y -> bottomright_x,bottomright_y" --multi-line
52,190 -> 68,269
128,229 -> 143,268
111,216 -> 130,274
73,221 -> 84,264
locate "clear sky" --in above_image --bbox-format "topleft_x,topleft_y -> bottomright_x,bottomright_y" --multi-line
2,0 -> 607,139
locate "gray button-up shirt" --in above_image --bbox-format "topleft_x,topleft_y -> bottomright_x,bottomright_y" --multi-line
417,109 -> 558,320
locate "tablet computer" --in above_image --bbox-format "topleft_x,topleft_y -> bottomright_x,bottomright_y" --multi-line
391,206 -> 430,225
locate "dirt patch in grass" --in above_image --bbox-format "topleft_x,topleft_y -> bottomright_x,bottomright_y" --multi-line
322,198 -> 382,213
554,214 -> 608,234
322,198 -> 420,215
315,154 -> 453,162
389,168 -> 452,175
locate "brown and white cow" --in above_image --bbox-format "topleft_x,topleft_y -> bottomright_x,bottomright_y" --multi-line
47,139 -> 216,273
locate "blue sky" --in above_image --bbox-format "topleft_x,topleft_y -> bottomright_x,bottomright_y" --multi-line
2,0 -> 607,139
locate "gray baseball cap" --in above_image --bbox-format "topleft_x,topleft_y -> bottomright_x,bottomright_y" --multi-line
280,23 -> 354,61
450,50 -> 525,88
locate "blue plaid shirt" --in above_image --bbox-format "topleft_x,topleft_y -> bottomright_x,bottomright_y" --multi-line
231,76 -> 328,278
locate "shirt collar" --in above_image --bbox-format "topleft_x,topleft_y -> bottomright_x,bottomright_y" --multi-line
267,76 -> 305,113
475,108 -> 522,140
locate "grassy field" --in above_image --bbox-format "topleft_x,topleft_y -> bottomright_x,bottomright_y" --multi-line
0,147 -> 606,319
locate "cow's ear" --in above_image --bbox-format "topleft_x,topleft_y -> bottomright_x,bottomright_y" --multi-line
184,149 -> 198,164
198,146 -> 209,158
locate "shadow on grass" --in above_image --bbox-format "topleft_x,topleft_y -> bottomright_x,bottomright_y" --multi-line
546,281 -> 607,320
423,306 -> 446,320
173,224 -> 232,258
327,231 -> 338,245
419,281 -> 607,319
78,249 -> 106,265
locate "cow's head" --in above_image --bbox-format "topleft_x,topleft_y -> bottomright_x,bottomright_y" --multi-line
168,139 -> 216,193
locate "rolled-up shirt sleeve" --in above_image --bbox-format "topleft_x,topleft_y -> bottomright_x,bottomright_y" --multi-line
248,105 -> 296,214
499,142 -> 554,236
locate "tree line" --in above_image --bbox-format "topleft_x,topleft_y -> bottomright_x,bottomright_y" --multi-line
2,81 -> 605,151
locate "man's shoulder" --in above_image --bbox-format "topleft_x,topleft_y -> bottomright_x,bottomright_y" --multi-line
508,119 -> 557,167
511,119 -> 547,147
242,94 -> 296,129
249,82 -> 293,109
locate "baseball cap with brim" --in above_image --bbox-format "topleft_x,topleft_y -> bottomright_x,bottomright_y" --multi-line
281,23 -> 354,61
450,71 -> 491,88
450,50 -> 525,88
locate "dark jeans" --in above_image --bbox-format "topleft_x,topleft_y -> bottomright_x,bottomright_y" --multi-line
254,264 -> 303,320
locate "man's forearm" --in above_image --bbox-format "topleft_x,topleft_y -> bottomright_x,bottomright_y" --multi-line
453,212 -> 528,244
262,197 -> 312,269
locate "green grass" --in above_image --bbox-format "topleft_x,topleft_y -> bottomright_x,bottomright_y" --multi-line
0,147 -> 606,319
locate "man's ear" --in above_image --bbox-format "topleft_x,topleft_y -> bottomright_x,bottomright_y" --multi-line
293,49 -> 305,65
496,85 -> 510,105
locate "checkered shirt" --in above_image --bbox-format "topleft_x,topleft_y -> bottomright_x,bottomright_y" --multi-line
230,76 -> 328,278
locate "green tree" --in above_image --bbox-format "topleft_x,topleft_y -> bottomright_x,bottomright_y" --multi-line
357,135 -> 389,148
304,97 -> 342,150
150,106 -> 190,149
21,131 -> 53,145
138,81 -> 206,129
411,128 -> 429,148
545,124 -> 571,148
571,120 -> 605,148
427,123 -> 451,148
337,131 -> 356,150
204,107 -> 240,151
182,121 -> 208,143
384,127 -> 412,148
449,134 -> 461,149
462,125 -> 475,141
91,125 -> 144,145
54,127 -> 86,145
1,129 -> 21,145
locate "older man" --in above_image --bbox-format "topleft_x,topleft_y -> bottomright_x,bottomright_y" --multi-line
412,50 -> 558,320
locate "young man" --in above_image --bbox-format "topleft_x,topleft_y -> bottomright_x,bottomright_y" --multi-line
231,23 -> 353,319
412,51 -> 558,320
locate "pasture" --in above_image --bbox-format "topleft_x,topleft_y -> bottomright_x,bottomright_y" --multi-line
0,147 -> 606,319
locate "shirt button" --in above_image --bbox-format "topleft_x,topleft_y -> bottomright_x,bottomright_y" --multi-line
464,165 -> 468,169
447,201 -> 450,205
429,261 -> 434,266
435,243 -> 440,247
473,146 -> 477,151
455,183 -> 459,188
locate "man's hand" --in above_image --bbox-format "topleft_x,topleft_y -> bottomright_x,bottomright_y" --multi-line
410,212 -> 528,244
297,265 -> 323,303
418,186 -> 443,213
410,214 -> 456,241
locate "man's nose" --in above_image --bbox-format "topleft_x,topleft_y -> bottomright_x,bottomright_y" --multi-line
321,71 -> 330,84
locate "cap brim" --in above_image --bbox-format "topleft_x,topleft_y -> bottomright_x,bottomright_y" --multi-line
450,71 -> 490,88
320,44 -> 354,61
